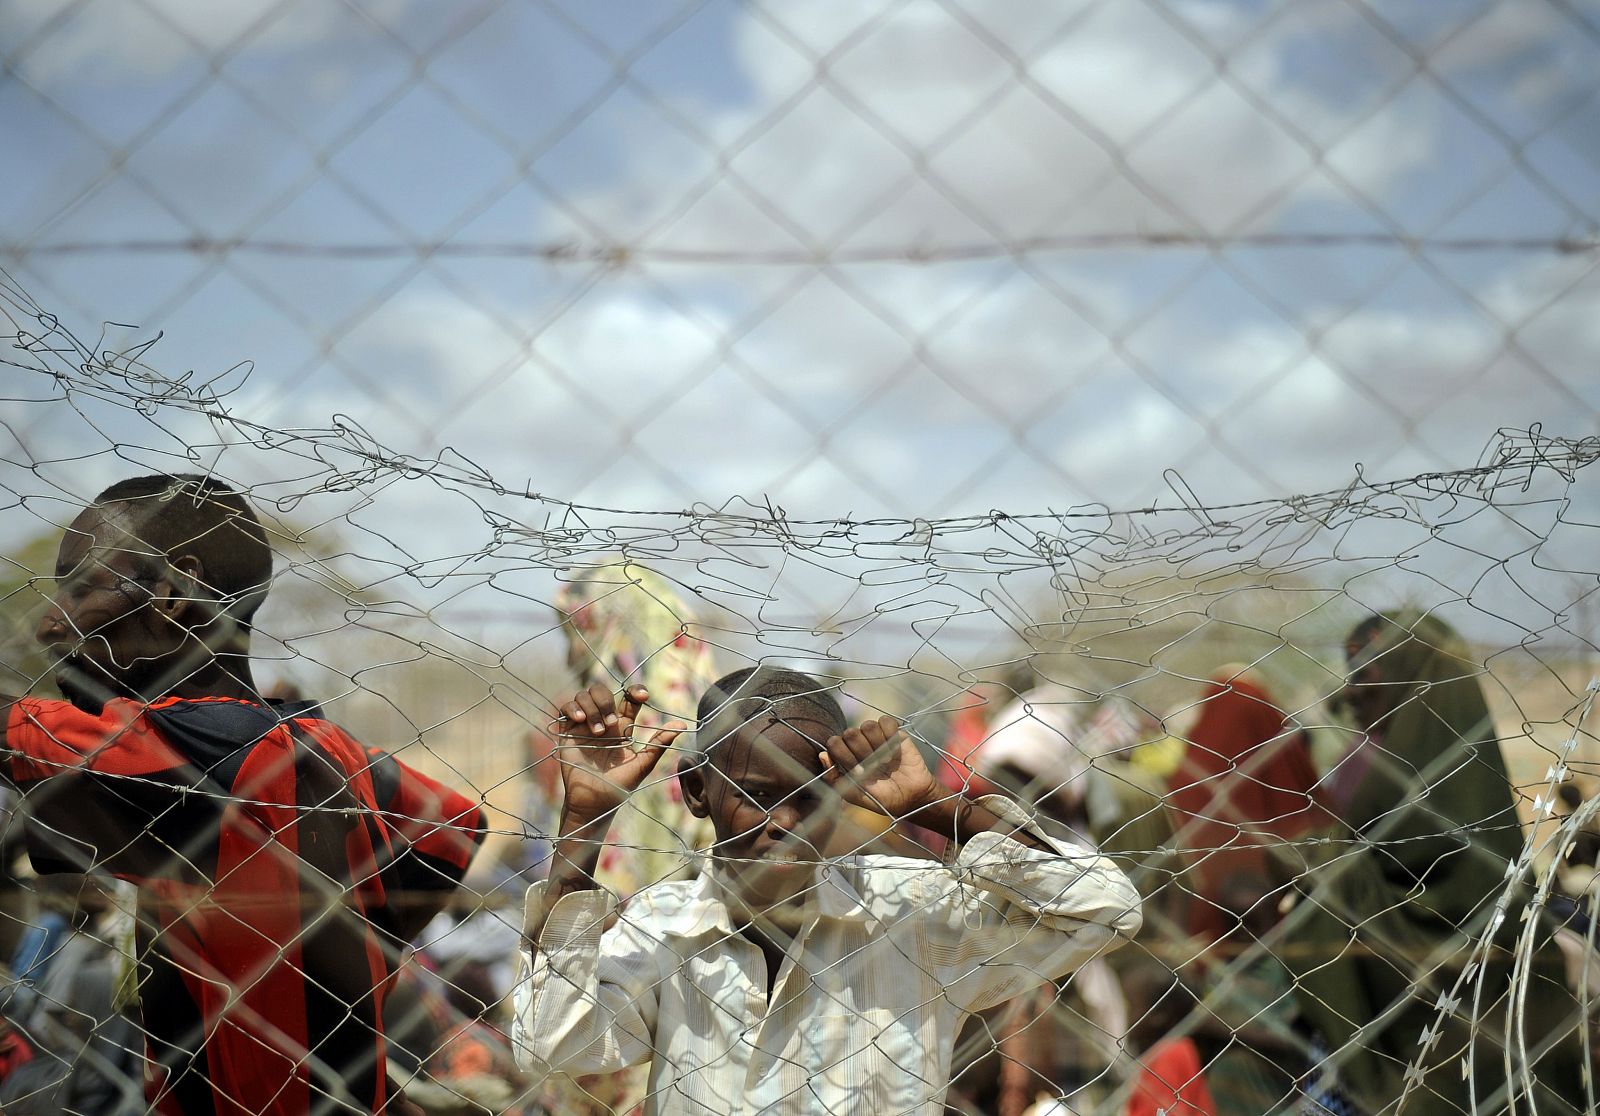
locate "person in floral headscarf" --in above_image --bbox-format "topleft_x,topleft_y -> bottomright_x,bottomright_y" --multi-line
552,563 -> 719,899
535,564 -> 718,1116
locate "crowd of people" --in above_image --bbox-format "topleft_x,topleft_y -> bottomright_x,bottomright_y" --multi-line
926,617 -> 1593,1116
0,473 -> 1592,1115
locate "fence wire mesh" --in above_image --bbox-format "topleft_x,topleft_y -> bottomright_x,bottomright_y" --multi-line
3,2 -> 1600,1115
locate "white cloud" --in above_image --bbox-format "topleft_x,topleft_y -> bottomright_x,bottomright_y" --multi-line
12,1 -> 267,82
8,0 -> 1596,528
4,0 -> 413,84
537,0 -> 1431,255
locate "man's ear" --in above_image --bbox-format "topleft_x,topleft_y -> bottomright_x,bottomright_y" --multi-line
678,755 -> 711,819
154,555 -> 207,623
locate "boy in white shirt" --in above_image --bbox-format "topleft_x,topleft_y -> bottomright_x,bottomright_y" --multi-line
513,667 -> 1142,1116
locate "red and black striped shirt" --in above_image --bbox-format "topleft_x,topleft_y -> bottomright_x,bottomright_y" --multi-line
5,695 -> 487,1116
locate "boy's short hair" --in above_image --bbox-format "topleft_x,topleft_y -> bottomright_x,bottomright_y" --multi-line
693,667 -> 847,765
91,473 -> 273,627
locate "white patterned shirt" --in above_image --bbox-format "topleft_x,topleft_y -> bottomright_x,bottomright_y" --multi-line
510,796 -> 1142,1116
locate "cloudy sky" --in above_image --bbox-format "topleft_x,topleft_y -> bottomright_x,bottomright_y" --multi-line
3,0 -> 1599,669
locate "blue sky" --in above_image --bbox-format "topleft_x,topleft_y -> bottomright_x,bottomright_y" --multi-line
3,0 -> 1599,667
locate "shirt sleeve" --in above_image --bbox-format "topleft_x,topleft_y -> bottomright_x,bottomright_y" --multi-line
356,743 -> 487,939
931,794 -> 1143,1013
510,882 -> 663,1079
4,699 -> 195,877
363,746 -> 486,878
5,699 -> 178,783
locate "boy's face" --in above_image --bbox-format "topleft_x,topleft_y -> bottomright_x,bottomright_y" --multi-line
36,509 -> 185,710
684,718 -> 842,913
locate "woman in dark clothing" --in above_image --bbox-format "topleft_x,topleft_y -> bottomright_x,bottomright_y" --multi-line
1286,609 -> 1584,1115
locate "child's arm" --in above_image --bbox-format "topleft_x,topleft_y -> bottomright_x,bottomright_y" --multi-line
511,683 -> 685,1076
511,887 -> 667,1077
825,714 -> 1143,1009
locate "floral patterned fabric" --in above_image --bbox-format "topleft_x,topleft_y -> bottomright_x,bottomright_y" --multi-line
543,563 -> 719,1114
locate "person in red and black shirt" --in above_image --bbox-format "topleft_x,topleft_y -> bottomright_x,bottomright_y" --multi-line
1,474 -> 487,1115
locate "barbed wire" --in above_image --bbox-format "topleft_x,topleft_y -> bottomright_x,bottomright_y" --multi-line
4,0 -> 1600,1112
6,231 -> 1600,264
2,282 -> 1598,1114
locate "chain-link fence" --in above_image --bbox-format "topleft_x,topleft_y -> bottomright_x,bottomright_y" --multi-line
3,1 -> 1600,1114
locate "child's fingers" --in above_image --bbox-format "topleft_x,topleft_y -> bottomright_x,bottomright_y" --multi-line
829,730 -> 857,767
859,715 -> 902,752
646,719 -> 688,749
838,726 -> 874,766
589,682 -> 622,726
824,735 -> 856,776
574,687 -> 606,735
617,684 -> 649,722
558,696 -> 588,729
819,753 -> 847,791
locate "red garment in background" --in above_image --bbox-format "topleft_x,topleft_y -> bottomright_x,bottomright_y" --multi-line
0,1024 -> 34,1080
1164,676 -> 1331,940
1127,1037 -> 1216,1116
936,691 -> 999,798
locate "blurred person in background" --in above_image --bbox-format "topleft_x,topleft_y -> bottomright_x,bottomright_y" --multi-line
947,677 -> 1160,1115
384,964 -> 533,1116
1120,966 -> 1215,1116
0,874 -> 142,1114
1162,667 -> 1331,943
1186,874 -> 1355,1116
2,874 -> 78,1027
1286,608 -> 1584,1115
969,675 -> 1105,838
414,860 -> 525,1017
973,677 -> 1172,862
